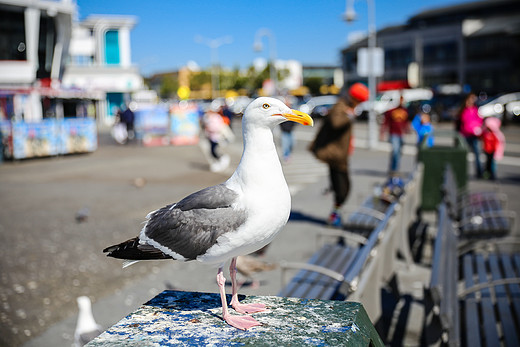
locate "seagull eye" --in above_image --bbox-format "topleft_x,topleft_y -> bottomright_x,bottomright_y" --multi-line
262,103 -> 270,109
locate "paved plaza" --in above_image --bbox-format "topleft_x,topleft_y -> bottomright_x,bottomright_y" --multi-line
1,121 -> 519,346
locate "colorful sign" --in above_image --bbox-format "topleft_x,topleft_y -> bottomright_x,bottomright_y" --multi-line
4,118 -> 97,159
60,118 -> 97,154
134,106 -> 170,147
12,119 -> 60,159
170,102 -> 200,146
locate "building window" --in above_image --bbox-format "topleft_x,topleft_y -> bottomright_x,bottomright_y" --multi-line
0,9 -> 26,61
72,55 -> 94,65
423,42 -> 458,65
37,16 -> 56,79
344,51 -> 357,73
384,47 -> 413,69
104,30 -> 120,65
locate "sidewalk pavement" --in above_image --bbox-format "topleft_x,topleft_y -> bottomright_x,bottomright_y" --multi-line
18,130 -> 419,347
15,121 -> 520,347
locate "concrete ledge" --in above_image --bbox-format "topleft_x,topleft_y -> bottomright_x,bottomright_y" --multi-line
87,290 -> 383,346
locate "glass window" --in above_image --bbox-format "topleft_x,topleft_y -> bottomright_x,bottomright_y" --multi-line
423,42 -> 458,65
104,30 -> 120,65
37,16 -> 56,79
384,47 -> 413,69
0,9 -> 26,60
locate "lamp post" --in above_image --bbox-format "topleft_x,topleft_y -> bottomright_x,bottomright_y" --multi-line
253,28 -> 277,96
344,0 -> 378,149
195,35 -> 233,99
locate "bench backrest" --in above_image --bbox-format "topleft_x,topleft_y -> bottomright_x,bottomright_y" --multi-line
442,164 -> 459,219
427,203 -> 460,345
340,202 -> 398,295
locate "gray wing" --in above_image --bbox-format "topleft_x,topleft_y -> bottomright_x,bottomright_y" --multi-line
143,184 -> 247,260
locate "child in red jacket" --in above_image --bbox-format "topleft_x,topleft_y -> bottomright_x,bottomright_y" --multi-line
481,117 -> 505,180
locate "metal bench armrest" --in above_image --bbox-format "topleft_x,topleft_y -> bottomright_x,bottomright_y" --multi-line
279,261 -> 345,287
342,205 -> 386,221
458,239 -> 520,255
316,229 -> 368,247
458,278 -> 520,298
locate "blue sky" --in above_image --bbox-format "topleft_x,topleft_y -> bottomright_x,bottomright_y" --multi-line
76,0 -> 475,76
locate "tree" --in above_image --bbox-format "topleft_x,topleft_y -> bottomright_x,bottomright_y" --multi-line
304,77 -> 323,96
159,75 -> 179,99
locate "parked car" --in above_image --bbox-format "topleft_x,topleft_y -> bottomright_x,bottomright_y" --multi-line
354,88 -> 433,119
478,92 -> 520,121
299,95 -> 338,118
506,101 -> 520,122
427,92 -> 466,122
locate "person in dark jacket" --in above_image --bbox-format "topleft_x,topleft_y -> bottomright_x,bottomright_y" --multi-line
309,83 -> 369,227
121,106 -> 135,141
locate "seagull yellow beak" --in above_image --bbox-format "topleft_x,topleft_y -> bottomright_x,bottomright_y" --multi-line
282,109 -> 314,126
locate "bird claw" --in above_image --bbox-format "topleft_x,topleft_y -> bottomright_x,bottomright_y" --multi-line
224,314 -> 262,330
232,302 -> 266,314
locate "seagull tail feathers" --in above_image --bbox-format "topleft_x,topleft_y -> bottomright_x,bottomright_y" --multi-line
103,237 -> 172,261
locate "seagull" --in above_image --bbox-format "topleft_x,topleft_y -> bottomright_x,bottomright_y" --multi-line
74,296 -> 103,347
103,97 -> 313,330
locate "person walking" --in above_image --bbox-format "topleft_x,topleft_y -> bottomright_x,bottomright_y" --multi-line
412,110 -> 434,148
309,83 -> 369,227
203,108 -> 231,172
279,97 -> 297,162
121,105 -> 135,141
457,92 -> 483,178
379,95 -> 410,173
481,117 -> 505,180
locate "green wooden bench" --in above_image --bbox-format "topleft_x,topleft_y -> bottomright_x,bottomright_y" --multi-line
423,202 -> 520,346
442,164 -> 516,238
87,290 -> 384,346
279,165 -> 423,323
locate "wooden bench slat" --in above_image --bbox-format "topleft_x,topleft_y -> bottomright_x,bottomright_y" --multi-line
475,255 -> 501,347
314,247 -> 358,300
301,245 -> 355,299
279,244 -> 336,297
443,164 -> 514,238
285,244 -> 356,300
462,254 -> 482,347
499,254 -> 520,324
489,254 -> 519,347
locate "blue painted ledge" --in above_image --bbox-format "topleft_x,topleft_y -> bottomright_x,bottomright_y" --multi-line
87,290 -> 383,346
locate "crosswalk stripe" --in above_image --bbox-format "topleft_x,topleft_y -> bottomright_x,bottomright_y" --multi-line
281,153 -> 328,195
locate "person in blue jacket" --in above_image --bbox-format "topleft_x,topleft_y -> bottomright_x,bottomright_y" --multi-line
412,111 -> 434,147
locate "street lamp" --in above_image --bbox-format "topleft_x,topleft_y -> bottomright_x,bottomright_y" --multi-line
195,35 -> 233,99
253,28 -> 277,96
344,0 -> 378,149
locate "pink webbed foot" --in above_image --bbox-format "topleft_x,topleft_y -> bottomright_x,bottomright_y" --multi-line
231,301 -> 266,314
224,313 -> 262,330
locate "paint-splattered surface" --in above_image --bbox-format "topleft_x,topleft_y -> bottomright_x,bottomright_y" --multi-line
87,290 -> 383,346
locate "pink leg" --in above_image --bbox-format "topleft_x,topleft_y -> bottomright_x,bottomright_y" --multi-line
216,266 -> 261,330
229,257 -> 266,314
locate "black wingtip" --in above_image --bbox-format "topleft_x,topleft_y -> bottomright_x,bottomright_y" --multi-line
103,237 -> 172,261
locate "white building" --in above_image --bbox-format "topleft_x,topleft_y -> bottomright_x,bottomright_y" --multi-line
0,0 -> 91,122
62,14 -> 144,125
0,0 -> 145,158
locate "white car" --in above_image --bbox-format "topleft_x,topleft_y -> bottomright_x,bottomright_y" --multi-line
299,95 -> 339,118
478,92 -> 520,120
506,101 -> 520,119
354,88 -> 433,116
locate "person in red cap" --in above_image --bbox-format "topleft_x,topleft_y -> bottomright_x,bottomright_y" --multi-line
309,83 -> 369,227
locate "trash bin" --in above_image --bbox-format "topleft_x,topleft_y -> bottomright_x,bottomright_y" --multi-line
417,131 -> 468,210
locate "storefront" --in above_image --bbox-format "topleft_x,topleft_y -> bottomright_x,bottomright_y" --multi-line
0,87 -> 101,159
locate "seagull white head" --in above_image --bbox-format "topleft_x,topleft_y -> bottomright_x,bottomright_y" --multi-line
242,97 -> 313,129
